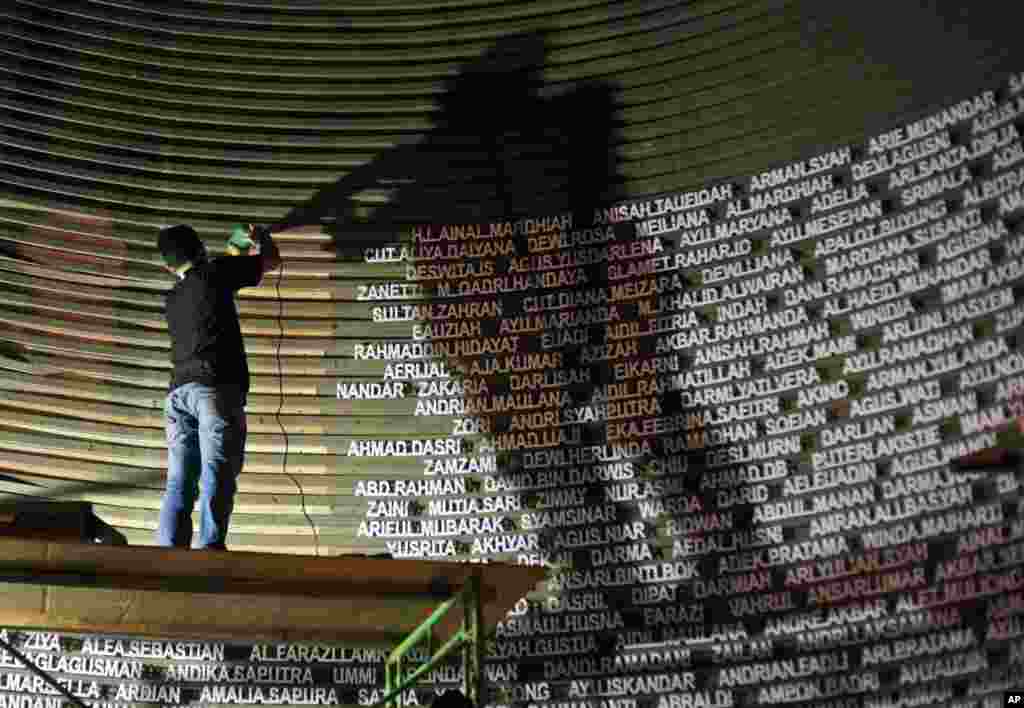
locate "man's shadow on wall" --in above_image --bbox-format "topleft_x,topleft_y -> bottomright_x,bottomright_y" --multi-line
279,31 -> 761,689
275,33 -> 617,237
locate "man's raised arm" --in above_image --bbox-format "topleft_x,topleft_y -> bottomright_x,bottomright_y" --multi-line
250,224 -> 282,276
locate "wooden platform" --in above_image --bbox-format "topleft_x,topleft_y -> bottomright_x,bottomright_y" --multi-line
0,538 -> 547,644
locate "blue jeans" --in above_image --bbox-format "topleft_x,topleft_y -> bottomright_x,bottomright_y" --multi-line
157,383 -> 247,550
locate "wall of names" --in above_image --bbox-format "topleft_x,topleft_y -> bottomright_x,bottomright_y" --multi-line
5,69 -> 1024,708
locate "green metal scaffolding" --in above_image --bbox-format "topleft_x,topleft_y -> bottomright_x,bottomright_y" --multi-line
378,573 -> 483,708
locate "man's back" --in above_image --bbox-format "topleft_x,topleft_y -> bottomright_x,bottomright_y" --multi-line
164,255 -> 263,396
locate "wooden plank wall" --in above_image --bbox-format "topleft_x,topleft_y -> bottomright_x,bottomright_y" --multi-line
1,0 -> 1021,554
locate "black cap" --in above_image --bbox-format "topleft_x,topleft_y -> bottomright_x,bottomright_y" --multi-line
158,224 -> 205,268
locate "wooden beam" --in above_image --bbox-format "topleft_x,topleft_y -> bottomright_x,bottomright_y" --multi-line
0,538 -> 546,643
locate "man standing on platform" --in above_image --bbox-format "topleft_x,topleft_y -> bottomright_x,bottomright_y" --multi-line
155,223 -> 280,550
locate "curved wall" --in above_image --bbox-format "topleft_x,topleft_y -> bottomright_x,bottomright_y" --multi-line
2,1 -> 1024,707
